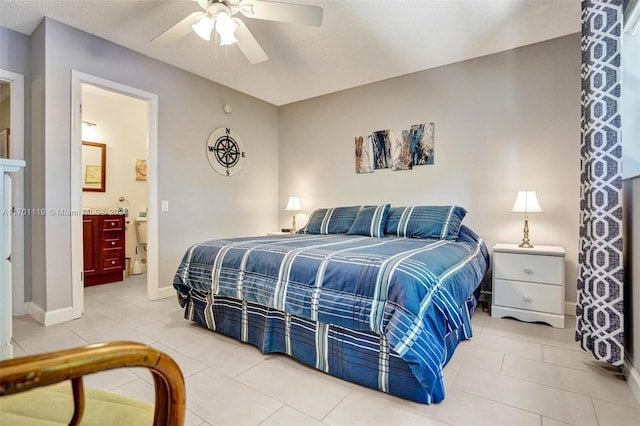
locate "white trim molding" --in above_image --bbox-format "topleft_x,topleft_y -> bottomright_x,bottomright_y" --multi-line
27,302 -> 74,327
564,300 -> 576,316
624,357 -> 640,404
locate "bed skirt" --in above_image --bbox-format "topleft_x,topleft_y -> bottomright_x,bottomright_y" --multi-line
182,288 -> 478,403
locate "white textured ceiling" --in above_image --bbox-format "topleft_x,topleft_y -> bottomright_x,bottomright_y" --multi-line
0,0 -> 581,106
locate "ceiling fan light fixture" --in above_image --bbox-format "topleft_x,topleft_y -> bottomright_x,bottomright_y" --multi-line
192,15 -> 214,41
215,12 -> 238,45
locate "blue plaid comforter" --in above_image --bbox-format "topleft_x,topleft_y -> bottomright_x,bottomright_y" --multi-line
174,226 -> 489,402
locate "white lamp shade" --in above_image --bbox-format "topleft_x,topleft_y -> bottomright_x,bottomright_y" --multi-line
192,16 -> 214,41
215,12 -> 238,45
285,196 -> 301,211
511,191 -> 543,213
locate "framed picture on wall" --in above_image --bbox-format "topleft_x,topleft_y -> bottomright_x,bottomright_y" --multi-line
136,159 -> 147,181
85,165 -> 102,183
0,128 -> 9,159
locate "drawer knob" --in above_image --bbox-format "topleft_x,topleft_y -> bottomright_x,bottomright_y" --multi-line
523,266 -> 534,274
111,222 -> 115,226
111,260 -> 116,265
523,294 -> 533,302
112,241 -> 116,245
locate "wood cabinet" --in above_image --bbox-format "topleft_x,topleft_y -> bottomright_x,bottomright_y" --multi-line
83,214 -> 125,286
491,243 -> 566,328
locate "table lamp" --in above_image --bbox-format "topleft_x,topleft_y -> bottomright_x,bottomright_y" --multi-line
512,191 -> 543,248
285,196 -> 301,233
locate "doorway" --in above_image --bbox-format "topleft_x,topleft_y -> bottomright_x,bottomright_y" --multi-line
80,84 -> 149,291
0,69 -> 25,316
70,71 -> 161,319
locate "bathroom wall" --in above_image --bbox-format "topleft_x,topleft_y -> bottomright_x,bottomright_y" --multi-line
81,85 -> 148,268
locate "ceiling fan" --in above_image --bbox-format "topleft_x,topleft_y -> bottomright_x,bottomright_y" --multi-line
152,0 -> 323,64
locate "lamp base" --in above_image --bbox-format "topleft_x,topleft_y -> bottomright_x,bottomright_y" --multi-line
519,215 -> 534,248
290,214 -> 296,234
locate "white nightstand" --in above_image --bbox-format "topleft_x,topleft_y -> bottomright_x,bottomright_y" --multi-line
491,243 -> 566,328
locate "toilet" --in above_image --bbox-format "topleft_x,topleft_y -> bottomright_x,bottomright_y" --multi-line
135,216 -> 148,249
132,217 -> 148,275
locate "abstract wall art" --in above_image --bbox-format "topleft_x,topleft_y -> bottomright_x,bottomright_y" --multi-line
390,129 -> 412,171
355,122 -> 434,174
355,135 -> 374,173
410,123 -> 434,166
371,129 -> 391,170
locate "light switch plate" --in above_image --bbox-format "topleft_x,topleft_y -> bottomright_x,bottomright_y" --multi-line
161,200 -> 169,212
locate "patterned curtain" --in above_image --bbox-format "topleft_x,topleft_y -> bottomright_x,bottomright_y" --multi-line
576,0 -> 624,366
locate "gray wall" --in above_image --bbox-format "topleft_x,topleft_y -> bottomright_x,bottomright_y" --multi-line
28,19 -> 280,312
279,34 -> 582,304
30,23 -> 46,309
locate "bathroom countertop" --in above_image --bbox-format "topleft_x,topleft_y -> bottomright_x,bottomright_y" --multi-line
82,208 -> 126,215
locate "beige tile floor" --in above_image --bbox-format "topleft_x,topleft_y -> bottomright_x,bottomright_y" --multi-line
10,275 -> 640,425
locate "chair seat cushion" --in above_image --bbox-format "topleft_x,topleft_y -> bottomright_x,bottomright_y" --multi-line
0,381 -> 154,425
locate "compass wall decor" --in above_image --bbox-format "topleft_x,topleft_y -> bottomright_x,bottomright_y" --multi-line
206,127 -> 246,176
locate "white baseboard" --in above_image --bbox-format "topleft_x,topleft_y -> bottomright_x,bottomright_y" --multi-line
564,301 -> 576,316
152,285 -> 176,300
28,302 -> 75,326
13,301 -> 28,316
624,358 -> 640,404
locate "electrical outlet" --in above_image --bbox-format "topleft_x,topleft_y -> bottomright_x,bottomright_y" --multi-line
161,200 -> 169,212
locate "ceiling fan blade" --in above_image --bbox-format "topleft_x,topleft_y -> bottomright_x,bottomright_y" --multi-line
238,0 -> 323,27
234,19 -> 269,64
194,0 -> 210,9
151,11 -> 204,45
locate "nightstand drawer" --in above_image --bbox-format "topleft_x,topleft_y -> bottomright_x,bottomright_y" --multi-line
493,252 -> 564,285
494,279 -> 563,314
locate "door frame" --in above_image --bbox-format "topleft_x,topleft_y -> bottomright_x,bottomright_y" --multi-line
0,69 -> 25,315
70,71 -> 162,318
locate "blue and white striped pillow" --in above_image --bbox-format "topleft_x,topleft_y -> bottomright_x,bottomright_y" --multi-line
385,207 -> 407,235
302,206 -> 362,234
385,205 -> 467,240
347,204 -> 390,237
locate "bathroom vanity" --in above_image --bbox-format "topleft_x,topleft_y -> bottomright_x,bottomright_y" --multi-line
83,214 -> 125,286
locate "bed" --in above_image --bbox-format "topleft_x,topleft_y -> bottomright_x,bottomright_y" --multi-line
173,205 -> 489,403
